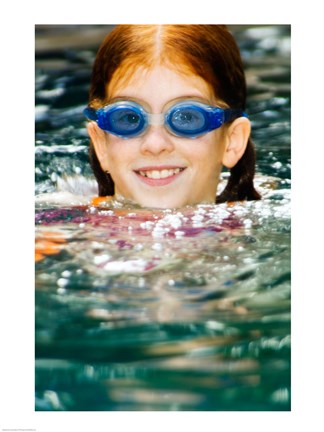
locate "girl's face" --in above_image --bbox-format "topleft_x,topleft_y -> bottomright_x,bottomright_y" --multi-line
91,65 -> 229,209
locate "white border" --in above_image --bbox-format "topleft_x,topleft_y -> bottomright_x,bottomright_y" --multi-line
2,0 -> 323,431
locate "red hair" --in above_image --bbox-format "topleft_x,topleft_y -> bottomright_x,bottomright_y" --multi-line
88,25 -> 261,202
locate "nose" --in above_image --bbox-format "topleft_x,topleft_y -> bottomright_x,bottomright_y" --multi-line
139,125 -> 175,156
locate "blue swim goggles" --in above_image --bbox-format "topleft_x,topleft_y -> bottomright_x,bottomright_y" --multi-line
84,100 -> 246,139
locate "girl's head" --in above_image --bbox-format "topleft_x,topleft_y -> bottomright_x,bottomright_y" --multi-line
86,25 -> 261,208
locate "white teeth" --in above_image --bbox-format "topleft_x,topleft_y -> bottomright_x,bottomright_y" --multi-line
151,170 -> 161,179
138,168 -> 182,179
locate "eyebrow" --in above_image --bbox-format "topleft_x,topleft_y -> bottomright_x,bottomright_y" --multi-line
107,95 -> 214,111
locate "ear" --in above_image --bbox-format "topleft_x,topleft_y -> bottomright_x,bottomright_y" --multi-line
87,122 -> 110,172
222,117 -> 251,168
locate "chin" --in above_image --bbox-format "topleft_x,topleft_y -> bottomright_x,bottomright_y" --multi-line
138,195 -> 210,209
120,189 -> 215,209
141,200 -> 182,210
134,195 -> 186,209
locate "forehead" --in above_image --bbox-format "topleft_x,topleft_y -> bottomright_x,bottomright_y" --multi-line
107,64 -> 216,107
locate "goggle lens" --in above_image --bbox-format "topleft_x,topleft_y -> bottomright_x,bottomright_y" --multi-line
96,103 -> 146,137
110,109 -> 143,135
168,105 -> 207,136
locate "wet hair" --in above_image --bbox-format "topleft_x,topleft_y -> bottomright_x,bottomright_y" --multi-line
87,24 -> 261,202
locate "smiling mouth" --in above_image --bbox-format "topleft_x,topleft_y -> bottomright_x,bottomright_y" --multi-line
136,167 -> 185,180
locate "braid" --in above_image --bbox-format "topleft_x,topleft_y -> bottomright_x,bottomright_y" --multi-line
89,143 -> 114,196
216,138 -> 261,203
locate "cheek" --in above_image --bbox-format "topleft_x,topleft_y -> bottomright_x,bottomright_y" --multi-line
104,137 -> 141,176
105,137 -> 129,166
193,131 -> 225,166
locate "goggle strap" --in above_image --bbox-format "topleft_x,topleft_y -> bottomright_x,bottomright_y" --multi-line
223,109 -> 247,123
83,107 -> 98,121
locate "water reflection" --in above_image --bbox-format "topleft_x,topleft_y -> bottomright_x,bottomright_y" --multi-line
35,196 -> 290,410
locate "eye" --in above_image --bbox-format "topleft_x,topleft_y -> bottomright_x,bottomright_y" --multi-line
171,108 -> 206,131
112,110 -> 141,130
122,113 -> 141,124
176,111 -> 194,123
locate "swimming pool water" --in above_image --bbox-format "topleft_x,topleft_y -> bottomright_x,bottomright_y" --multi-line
35,25 -> 291,411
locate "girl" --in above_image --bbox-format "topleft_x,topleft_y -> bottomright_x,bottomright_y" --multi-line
84,25 -> 261,208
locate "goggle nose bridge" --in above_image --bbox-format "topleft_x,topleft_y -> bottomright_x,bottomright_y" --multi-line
146,112 -> 165,127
